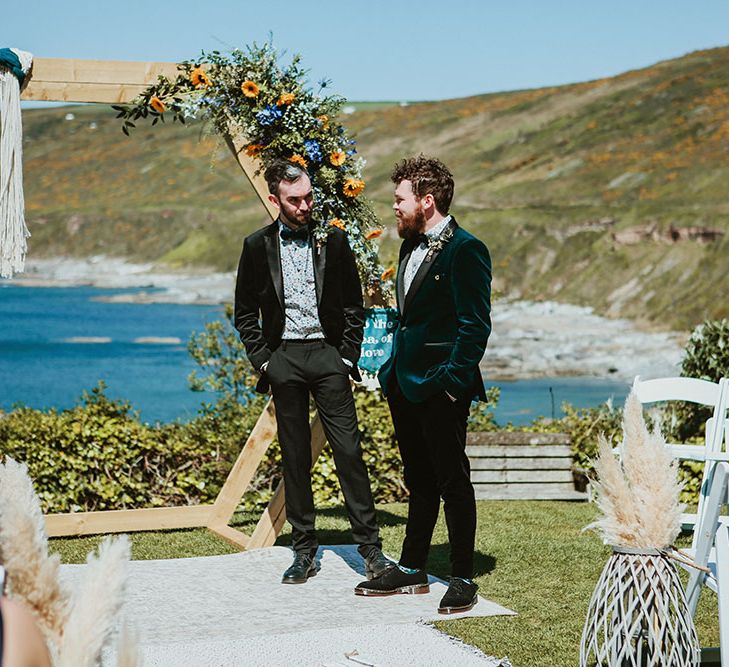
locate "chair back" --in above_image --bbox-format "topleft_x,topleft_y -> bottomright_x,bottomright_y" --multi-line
632,376 -> 723,406
632,375 -> 728,453
685,461 -> 729,615
631,376 -> 729,549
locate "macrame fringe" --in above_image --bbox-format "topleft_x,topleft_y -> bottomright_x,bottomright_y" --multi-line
0,48 -> 32,279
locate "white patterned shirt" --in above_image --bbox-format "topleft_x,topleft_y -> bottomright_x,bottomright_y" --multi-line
403,216 -> 451,295
278,221 -> 325,340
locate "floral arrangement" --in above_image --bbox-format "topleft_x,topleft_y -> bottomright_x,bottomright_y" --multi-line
114,42 -> 392,301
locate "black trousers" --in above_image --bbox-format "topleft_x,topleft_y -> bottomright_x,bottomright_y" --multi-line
388,377 -> 476,579
266,339 -> 381,556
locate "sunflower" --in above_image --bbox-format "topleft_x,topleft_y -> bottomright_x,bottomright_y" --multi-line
150,96 -> 166,113
241,80 -> 260,98
317,114 -> 330,130
190,67 -> 210,88
289,154 -> 308,168
343,178 -> 365,198
277,92 -> 295,106
381,267 -> 396,281
329,218 -> 346,230
329,151 -> 346,167
365,229 -> 383,240
245,144 -> 265,158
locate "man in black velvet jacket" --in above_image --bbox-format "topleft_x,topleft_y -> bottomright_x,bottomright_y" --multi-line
234,160 -> 389,584
355,156 -> 492,614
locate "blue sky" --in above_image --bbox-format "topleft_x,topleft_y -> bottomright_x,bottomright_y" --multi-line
5,1 -> 729,101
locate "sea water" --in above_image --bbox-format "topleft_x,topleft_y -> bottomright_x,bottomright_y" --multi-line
0,285 -> 628,424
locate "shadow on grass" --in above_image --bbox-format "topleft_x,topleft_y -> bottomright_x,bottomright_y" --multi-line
427,543 -> 497,579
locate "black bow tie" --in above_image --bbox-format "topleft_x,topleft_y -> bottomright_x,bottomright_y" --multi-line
280,225 -> 310,242
414,233 -> 431,247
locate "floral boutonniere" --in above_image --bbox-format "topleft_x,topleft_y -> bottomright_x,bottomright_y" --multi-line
425,224 -> 455,262
312,224 -> 329,254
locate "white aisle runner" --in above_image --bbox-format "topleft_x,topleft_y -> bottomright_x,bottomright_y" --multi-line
61,545 -> 514,666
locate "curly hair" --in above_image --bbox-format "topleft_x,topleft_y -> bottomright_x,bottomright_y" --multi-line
390,155 -> 454,214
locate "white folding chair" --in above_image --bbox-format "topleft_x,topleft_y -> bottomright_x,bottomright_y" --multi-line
631,377 -> 729,662
683,461 -> 729,665
632,375 -> 729,545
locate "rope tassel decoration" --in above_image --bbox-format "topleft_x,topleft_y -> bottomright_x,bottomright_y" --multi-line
0,47 -> 32,279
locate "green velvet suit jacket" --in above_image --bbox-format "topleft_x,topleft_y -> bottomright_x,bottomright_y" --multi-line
378,218 -> 492,403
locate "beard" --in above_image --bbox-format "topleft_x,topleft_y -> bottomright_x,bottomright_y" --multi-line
396,204 -> 426,240
280,207 -> 311,229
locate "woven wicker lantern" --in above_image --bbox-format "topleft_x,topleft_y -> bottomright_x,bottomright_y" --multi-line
580,546 -> 699,666
579,393 -> 700,667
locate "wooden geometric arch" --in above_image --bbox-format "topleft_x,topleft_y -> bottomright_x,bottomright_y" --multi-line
22,57 -> 330,550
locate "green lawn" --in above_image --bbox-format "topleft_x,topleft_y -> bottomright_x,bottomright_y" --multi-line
50,501 -> 720,666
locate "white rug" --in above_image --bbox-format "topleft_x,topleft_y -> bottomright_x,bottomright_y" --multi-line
61,545 -> 515,666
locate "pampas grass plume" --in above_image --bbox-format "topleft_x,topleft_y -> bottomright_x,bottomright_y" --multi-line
58,535 -> 131,667
0,458 -> 70,639
114,622 -> 142,667
587,392 -> 684,548
586,434 -> 642,547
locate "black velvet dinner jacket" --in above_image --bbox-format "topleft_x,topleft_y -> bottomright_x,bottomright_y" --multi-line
234,221 -> 364,390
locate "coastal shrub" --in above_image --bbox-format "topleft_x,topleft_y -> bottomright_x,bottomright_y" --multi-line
674,318 -> 729,440
0,384 -> 228,513
0,369 -> 702,510
532,400 -> 623,472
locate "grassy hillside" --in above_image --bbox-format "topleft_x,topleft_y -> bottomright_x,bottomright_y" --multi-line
20,47 -> 729,330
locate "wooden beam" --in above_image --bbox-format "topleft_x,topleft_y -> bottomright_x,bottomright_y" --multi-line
247,414 -> 327,549
23,56 -> 301,546
207,524 -> 251,549
208,399 -> 277,528
21,57 -> 180,104
466,444 -> 573,458
45,504 -> 214,537
246,479 -> 287,551
223,130 -> 278,219
466,432 -> 570,446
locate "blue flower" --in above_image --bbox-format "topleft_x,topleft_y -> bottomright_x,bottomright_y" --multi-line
346,149 -> 357,156
256,105 -> 283,126
304,139 -> 323,163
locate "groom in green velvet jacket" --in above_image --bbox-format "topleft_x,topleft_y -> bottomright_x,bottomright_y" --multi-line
355,156 -> 492,614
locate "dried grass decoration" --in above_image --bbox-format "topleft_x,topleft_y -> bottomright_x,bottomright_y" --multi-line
0,458 -> 140,667
580,393 -> 700,667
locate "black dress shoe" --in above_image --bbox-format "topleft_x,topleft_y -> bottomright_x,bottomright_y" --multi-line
354,566 -> 429,596
282,551 -> 318,584
438,577 -> 478,614
363,547 -> 394,580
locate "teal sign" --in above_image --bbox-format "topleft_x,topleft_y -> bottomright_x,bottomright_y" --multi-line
358,307 -> 399,375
